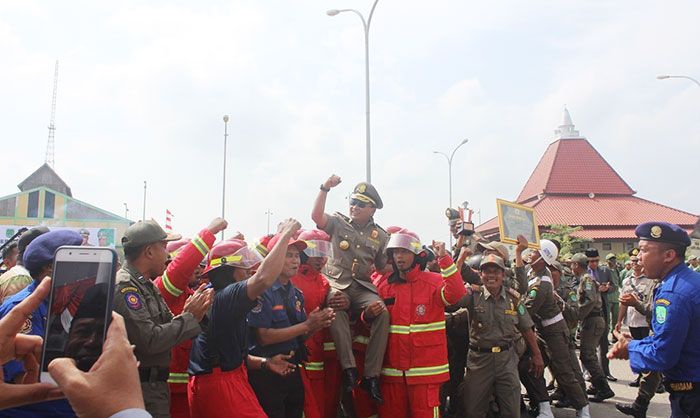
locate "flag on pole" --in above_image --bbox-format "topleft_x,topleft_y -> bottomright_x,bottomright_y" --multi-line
165,209 -> 173,231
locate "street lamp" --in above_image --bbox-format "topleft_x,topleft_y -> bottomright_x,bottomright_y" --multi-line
434,138 -> 469,247
123,202 -> 129,219
327,0 -> 380,183
657,74 -> 700,88
222,115 -> 229,240
265,209 -> 274,235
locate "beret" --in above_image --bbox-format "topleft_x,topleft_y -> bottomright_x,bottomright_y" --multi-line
635,222 -> 691,247
23,230 -> 83,272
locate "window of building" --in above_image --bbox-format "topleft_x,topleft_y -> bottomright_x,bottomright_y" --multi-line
27,191 -> 39,218
626,242 -> 635,252
602,242 -> 612,251
44,191 -> 55,219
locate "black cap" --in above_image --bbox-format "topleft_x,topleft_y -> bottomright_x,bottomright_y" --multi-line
585,248 -> 599,259
18,226 -> 50,256
350,182 -> 383,209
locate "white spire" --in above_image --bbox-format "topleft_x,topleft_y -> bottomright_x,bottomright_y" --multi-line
554,106 -> 582,139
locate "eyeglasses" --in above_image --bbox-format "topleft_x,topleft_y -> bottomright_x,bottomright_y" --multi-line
349,198 -> 372,208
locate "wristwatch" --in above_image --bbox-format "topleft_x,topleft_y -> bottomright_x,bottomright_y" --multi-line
261,357 -> 268,370
320,184 -> 331,192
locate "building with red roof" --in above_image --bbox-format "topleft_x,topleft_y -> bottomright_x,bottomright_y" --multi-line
476,108 -> 698,256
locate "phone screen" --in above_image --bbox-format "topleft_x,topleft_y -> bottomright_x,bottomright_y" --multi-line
41,247 -> 116,381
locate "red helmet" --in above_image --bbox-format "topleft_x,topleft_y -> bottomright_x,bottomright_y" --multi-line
266,234 -> 307,253
387,229 -> 422,255
202,239 -> 262,276
385,226 -> 402,235
298,229 -> 331,258
253,234 -> 274,258
167,238 -> 190,258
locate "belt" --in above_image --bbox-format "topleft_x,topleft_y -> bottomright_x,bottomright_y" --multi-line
138,366 -> 169,383
541,312 -> 564,327
665,381 -> 700,394
469,343 -> 511,353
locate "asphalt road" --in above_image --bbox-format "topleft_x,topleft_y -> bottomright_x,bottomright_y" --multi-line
545,355 -> 671,418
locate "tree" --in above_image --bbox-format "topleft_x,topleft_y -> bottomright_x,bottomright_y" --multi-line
541,224 -> 592,260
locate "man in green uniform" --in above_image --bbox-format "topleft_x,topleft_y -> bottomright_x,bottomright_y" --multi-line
311,174 -> 390,402
461,254 -> 544,418
606,253 -> 623,342
570,253 -> 615,402
688,255 -> 700,272
114,220 -> 212,418
522,240 -> 591,417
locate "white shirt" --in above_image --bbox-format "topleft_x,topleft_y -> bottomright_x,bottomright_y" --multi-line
621,274 -> 654,328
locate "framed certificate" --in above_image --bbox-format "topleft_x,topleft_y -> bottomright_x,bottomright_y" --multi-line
496,199 -> 540,249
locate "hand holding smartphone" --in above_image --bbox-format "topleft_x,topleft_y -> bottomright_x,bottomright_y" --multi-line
40,246 -> 117,384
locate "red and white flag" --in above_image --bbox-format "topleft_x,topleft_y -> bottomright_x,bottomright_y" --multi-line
165,209 -> 173,231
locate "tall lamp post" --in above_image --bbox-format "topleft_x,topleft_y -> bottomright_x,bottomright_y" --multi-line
327,0 -> 380,183
265,209 -> 274,235
222,115 -> 229,240
657,74 -> 700,88
434,138 -> 469,247
123,202 -> 129,220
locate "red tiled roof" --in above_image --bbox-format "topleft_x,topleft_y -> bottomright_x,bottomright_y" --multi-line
571,227 -> 694,240
476,195 -> 698,236
516,138 -> 634,203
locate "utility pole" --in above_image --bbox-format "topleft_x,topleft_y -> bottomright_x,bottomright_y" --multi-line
265,209 -> 274,235
142,181 -> 147,222
123,202 -> 129,219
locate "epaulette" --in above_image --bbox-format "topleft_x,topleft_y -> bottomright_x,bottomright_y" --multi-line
506,287 -> 521,303
334,211 -> 351,223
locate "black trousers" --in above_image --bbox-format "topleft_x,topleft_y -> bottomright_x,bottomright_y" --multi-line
630,326 -> 650,340
670,391 -> 700,418
598,302 -> 611,375
248,368 -> 304,418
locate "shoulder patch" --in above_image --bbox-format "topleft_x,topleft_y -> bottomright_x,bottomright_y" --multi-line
569,293 -> 578,302
20,317 -> 32,334
656,298 -> 671,306
517,304 -> 526,315
585,281 -> 593,291
528,289 -> 538,298
251,299 -> 263,314
655,305 -> 667,324
120,286 -> 139,294
124,292 -> 143,310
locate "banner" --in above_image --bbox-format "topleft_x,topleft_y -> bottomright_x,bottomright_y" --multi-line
0,226 -> 116,248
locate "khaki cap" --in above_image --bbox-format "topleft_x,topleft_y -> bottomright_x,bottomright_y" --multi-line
122,220 -> 181,249
480,254 -> 506,270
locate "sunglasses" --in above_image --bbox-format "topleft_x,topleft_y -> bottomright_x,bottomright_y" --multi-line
349,198 -> 372,208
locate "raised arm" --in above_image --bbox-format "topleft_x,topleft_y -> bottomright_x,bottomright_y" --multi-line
312,174 -> 342,229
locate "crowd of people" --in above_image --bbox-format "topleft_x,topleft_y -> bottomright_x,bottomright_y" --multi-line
0,174 -> 698,418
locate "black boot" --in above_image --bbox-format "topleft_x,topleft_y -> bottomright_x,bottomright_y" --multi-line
589,378 -> 615,402
342,367 -> 358,392
628,374 -> 641,387
615,399 -> 649,418
360,376 -> 384,404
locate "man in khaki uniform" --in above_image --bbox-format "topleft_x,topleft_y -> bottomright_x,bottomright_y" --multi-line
522,241 -> 591,417
570,253 -> 615,403
461,254 -> 544,418
114,220 -> 212,418
311,174 -> 389,402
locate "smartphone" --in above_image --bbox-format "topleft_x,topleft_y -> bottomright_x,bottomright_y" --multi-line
40,246 -> 117,383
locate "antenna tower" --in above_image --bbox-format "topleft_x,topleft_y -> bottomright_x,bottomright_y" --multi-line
45,60 -> 59,167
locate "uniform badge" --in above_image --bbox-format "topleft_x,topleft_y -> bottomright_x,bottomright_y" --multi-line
295,300 -> 302,312
20,317 -> 32,334
655,305 -> 667,324
356,183 -> 367,193
370,229 -> 379,239
251,299 -> 263,314
585,282 -> 592,291
651,225 -> 662,239
528,289 -> 537,298
339,240 -> 350,251
570,294 -> 578,302
517,304 -> 526,315
124,292 -> 143,310
415,304 -> 426,316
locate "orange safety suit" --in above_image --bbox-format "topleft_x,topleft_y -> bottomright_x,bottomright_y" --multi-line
153,229 -> 214,418
375,255 -> 465,418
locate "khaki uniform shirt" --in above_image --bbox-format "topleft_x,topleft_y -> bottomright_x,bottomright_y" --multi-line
464,286 -> 533,348
621,274 -> 654,328
114,263 -> 200,368
576,273 -> 602,320
0,265 -> 32,304
321,212 -> 389,291
555,279 -> 579,330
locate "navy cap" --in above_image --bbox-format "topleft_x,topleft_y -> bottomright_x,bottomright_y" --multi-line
23,230 -> 83,273
635,222 -> 691,247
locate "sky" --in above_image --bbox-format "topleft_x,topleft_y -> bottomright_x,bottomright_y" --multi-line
1,0 -> 699,244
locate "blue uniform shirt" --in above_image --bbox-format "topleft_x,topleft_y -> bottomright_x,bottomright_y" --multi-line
247,280 -> 306,359
189,280 -> 255,375
629,263 -> 700,380
0,281 -> 74,417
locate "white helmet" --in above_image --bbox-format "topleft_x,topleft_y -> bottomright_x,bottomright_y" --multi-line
538,239 -> 559,266
386,230 -> 422,255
